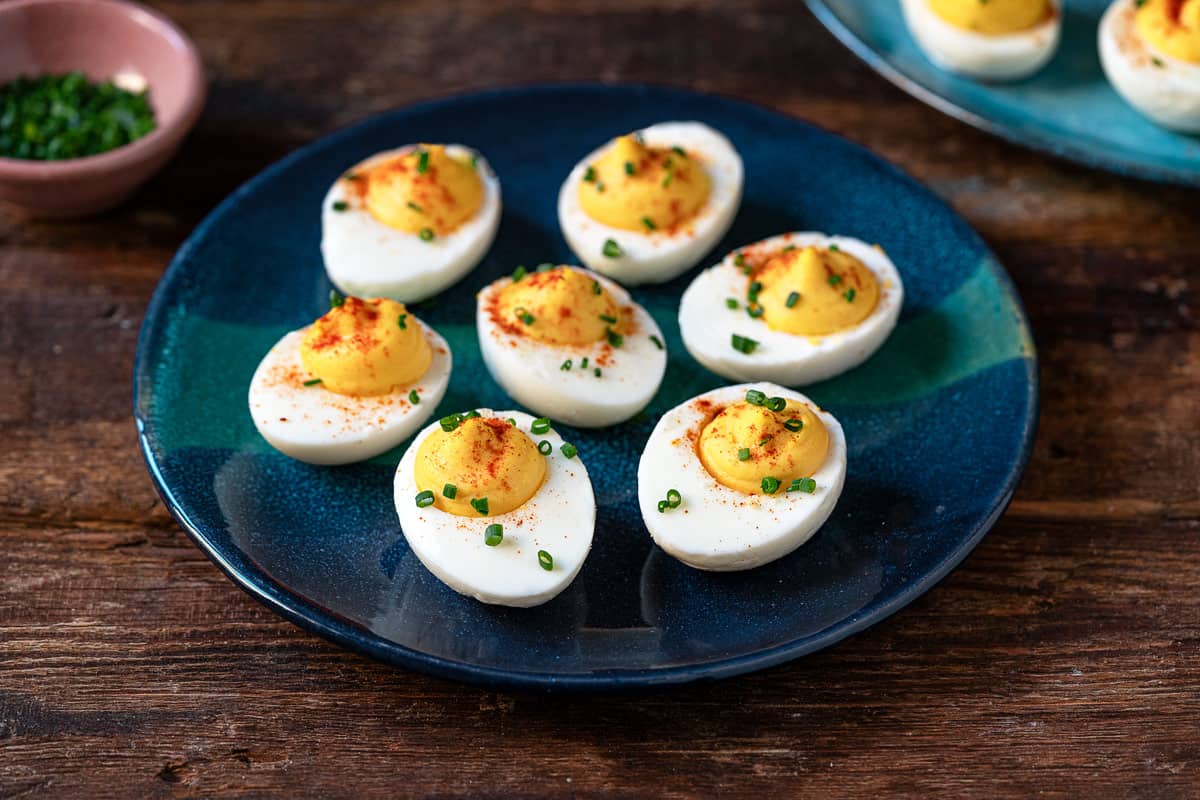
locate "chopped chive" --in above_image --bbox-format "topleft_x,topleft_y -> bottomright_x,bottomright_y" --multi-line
303,378 -> 323,387
332,200 -> 349,212
672,145 -> 686,157
329,289 -> 345,309
515,306 -> 535,325
738,448 -> 751,461
844,288 -> 857,303
506,418 -> 516,426
657,500 -> 670,513
731,334 -> 758,354
641,216 -> 656,231
538,440 -> 552,455
725,298 -> 739,309
748,281 -> 763,301
784,418 -> 804,432
761,476 -> 781,495
583,165 -> 596,183
746,389 -> 767,406
415,490 -> 435,508
443,483 -> 457,499
470,497 -> 489,515
666,489 -> 681,508
829,244 -> 840,252
650,334 -> 664,350
598,313 -> 618,324
828,274 -> 843,286
409,389 -> 420,404
782,244 -> 797,253
789,477 -> 817,494
662,173 -> 672,188
560,442 -> 578,459
406,201 -> 424,213
512,265 -> 527,282
398,313 -> 407,330
531,417 -> 552,435
785,291 -> 800,308
560,359 -> 572,371
463,410 -> 482,419
419,227 -> 435,242
439,415 -> 461,432
747,305 -> 764,319
594,367 -> 602,377
734,253 -> 746,269
596,181 -> 605,193
538,550 -> 554,571
484,523 -> 503,546
602,238 -> 622,258
1152,56 -> 1165,68
581,357 -> 589,368
470,153 -> 479,170
606,327 -> 624,348
592,280 -> 602,295
765,396 -> 787,413
416,149 -> 430,173
624,160 -> 635,176
758,437 -> 770,447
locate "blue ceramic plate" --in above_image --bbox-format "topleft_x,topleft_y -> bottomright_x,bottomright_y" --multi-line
134,84 -> 1037,690
807,0 -> 1200,187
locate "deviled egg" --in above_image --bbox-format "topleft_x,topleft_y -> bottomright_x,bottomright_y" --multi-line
638,383 -> 846,571
901,0 -> 1061,80
476,265 -> 667,427
558,122 -> 742,286
394,410 -> 595,607
322,144 -> 501,302
1100,0 -> 1200,133
679,233 -> 903,386
249,294 -> 451,465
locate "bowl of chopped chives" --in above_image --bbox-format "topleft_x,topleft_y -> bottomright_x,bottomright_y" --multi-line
0,0 -> 205,217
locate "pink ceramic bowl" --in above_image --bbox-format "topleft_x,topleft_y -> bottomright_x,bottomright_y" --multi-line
0,0 -> 205,217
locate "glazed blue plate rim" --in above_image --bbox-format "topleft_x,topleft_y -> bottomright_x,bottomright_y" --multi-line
133,82 -> 1039,691
804,0 -> 1200,188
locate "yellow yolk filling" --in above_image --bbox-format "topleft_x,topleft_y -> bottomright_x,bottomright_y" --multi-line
354,144 -> 483,236
496,266 -> 623,346
578,134 -> 710,232
300,297 -> 430,396
1137,0 -> 1200,63
929,0 -> 1050,34
414,417 -> 547,517
754,246 -> 879,337
698,401 -> 830,495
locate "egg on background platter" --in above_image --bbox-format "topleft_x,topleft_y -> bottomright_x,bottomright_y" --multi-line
1100,0 -> 1200,133
394,409 -> 595,607
558,121 -> 743,286
901,0 -> 1061,80
476,265 -> 667,428
638,383 -> 847,571
248,294 -> 451,465
322,143 -> 501,302
679,232 -> 903,387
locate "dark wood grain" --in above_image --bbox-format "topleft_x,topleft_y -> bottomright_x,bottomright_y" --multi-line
2,1 -> 1198,797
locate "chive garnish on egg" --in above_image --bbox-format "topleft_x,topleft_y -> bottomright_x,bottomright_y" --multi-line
538,550 -> 554,571
726,298 -> 739,310
560,442 -> 578,459
538,440 -> 552,455
406,201 -> 423,213
416,149 -> 430,173
785,291 -> 800,308
745,389 -> 767,406
531,417 -> 552,435
409,389 -> 420,404
784,418 -> 804,432
606,328 -> 624,348
329,289 -> 345,309
761,476 -> 781,494
443,483 -> 457,499
584,166 -> 596,183
512,265 -> 527,282
765,396 -> 786,412
602,239 -> 622,258
470,497 -> 489,515
641,216 -> 656,231
398,314 -> 407,329
731,334 -> 758,354
332,201 -> 349,212
650,334 -> 664,350
560,359 -> 572,371
738,448 -> 751,462
419,227 -> 435,242
303,378 -> 322,387
415,490 -> 435,508
485,524 -> 503,547
624,160 -> 635,176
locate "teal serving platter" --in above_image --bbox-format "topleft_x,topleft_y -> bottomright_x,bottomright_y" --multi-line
807,0 -> 1200,187
133,84 -> 1038,690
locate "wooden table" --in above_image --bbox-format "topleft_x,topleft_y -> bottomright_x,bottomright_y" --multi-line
3,1 -> 1198,796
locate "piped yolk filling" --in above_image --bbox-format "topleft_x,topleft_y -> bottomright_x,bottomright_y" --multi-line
929,0 -> 1051,34
698,401 -> 830,495
753,246 -> 879,337
414,417 -> 546,517
300,297 -> 431,396
496,266 -> 624,345
1137,0 -> 1200,63
346,144 -> 483,235
578,133 -> 710,232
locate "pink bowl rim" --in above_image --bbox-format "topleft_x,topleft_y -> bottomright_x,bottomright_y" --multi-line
0,0 -> 206,179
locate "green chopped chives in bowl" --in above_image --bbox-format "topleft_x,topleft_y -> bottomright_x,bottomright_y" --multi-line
0,71 -> 157,161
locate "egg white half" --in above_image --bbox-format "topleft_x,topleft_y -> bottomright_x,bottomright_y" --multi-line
901,0 -> 1061,80
248,319 -> 451,465
394,410 -> 595,607
476,267 -> 667,428
1099,0 -> 1200,133
638,382 -> 847,571
321,145 -> 502,302
679,233 -> 903,387
558,121 -> 743,286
